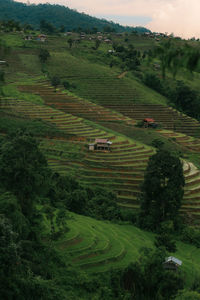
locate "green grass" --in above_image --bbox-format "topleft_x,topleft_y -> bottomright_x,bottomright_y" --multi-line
51,212 -> 200,284
0,112 -> 62,137
2,85 -> 44,105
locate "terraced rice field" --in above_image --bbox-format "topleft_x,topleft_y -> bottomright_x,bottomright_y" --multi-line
52,212 -> 200,277
18,83 -> 136,125
157,129 -> 200,152
1,96 -> 200,223
102,103 -> 200,139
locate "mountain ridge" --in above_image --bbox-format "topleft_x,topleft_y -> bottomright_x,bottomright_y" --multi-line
0,0 -> 151,33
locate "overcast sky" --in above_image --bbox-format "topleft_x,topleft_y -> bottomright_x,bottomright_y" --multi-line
15,0 -> 200,38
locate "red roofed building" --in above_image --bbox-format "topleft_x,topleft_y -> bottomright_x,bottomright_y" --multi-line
144,118 -> 155,123
143,118 -> 158,128
89,138 -> 112,151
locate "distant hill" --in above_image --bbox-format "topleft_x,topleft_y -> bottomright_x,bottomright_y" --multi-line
0,0 -> 150,33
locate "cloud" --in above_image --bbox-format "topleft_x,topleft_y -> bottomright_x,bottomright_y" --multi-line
15,0 -> 200,38
147,0 -> 200,38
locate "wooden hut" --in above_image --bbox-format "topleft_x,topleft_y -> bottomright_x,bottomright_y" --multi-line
88,139 -> 112,151
163,256 -> 182,271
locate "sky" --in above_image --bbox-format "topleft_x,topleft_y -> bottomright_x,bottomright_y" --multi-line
15,0 -> 200,38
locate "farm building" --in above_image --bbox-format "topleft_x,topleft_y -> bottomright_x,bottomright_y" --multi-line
143,118 -> 158,128
89,139 -> 112,151
163,256 -> 182,271
37,34 -> 47,42
0,60 -> 7,65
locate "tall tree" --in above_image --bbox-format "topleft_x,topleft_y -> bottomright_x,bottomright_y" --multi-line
0,131 -> 51,217
138,149 -> 185,231
38,48 -> 50,64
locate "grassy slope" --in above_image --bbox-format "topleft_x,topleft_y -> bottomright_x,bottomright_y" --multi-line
51,211 -> 200,286
2,33 -> 200,217
1,32 -> 200,284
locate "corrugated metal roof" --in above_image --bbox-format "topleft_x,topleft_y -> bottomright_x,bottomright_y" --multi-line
165,256 -> 182,266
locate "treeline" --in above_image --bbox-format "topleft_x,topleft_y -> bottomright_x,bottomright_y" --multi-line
143,74 -> 200,120
142,39 -> 200,120
0,0 -> 150,34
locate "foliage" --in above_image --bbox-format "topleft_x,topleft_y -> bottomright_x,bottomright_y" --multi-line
63,80 -> 76,90
0,214 -> 20,276
50,76 -> 61,90
151,138 -> 164,149
0,0 -> 150,33
93,39 -> 101,50
152,39 -> 200,79
142,73 -> 200,121
40,19 -> 56,34
180,226 -> 200,248
84,186 -> 121,221
0,69 -> 5,83
67,38 -> 73,49
0,192 -> 29,238
121,247 -> 184,299
48,174 -> 121,221
175,290 -> 200,300
170,81 -> 200,120
0,131 -> 51,217
138,149 -> 185,231
113,44 -> 141,71
143,72 -> 163,94
155,232 -> 176,252
38,48 -> 50,64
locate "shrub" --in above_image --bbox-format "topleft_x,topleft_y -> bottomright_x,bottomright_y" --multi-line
143,72 -> 163,94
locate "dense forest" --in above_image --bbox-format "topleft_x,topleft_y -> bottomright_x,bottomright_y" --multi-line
0,0 -> 150,33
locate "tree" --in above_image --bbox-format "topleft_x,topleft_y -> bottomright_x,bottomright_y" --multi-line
0,215 -> 20,276
40,19 -> 55,34
67,38 -> 73,49
51,76 -> 60,91
94,39 -> 101,50
0,215 -> 22,299
171,81 -> 200,119
0,69 -> 5,83
38,48 -> 50,64
0,131 -> 51,217
121,248 -> 184,299
59,24 -> 65,33
0,69 -> 5,95
155,232 -> 176,252
138,149 -> 185,231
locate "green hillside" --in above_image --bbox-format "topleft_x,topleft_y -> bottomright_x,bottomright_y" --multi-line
1,27 -> 200,299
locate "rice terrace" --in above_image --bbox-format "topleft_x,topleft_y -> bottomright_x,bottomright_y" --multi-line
1,1 -> 200,298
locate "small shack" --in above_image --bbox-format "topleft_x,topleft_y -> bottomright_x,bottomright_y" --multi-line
0,60 -> 7,65
143,118 -> 158,128
37,34 -> 47,42
89,138 -> 112,151
163,256 -> 182,271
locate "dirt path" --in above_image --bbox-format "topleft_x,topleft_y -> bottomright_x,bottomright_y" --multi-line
117,71 -> 128,79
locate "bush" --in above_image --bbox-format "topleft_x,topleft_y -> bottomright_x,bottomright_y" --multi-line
180,227 -> 200,248
143,72 -> 163,94
63,80 -> 76,90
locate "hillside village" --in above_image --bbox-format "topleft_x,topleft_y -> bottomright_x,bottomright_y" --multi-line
1,1 -> 200,299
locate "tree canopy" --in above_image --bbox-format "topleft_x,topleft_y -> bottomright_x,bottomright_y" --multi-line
139,149 -> 185,231
0,131 -> 51,217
